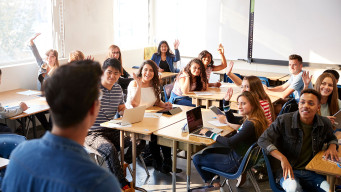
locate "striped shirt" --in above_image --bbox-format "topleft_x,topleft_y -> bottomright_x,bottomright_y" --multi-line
91,84 -> 124,130
259,100 -> 272,124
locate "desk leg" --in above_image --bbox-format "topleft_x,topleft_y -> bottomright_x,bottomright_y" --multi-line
31,115 -> 37,138
327,175 -> 335,192
132,133 -> 136,188
220,74 -> 224,82
187,143 -> 192,191
120,131 -> 125,168
195,99 -> 200,107
172,140 -> 178,192
205,100 -> 210,109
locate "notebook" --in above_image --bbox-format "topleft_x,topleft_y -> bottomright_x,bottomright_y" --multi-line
185,107 -> 222,138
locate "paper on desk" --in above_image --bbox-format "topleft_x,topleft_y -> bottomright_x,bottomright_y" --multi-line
194,92 -> 213,96
101,120 -> 132,128
17,90 -> 41,96
208,120 -> 228,127
144,112 -> 162,118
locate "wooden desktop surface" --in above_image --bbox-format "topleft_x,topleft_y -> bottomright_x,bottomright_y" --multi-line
0,89 -> 49,119
214,68 -> 289,81
154,109 -> 235,145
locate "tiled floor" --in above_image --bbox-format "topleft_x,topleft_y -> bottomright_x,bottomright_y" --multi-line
28,129 -> 272,192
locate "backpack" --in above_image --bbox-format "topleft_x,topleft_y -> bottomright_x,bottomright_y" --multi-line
278,98 -> 298,115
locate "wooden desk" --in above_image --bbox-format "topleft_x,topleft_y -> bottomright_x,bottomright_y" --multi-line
100,105 -> 192,191
126,68 -> 178,85
0,89 -> 49,137
0,157 -> 9,170
213,69 -> 289,82
153,109 -> 235,191
184,83 -> 281,110
306,150 -> 341,192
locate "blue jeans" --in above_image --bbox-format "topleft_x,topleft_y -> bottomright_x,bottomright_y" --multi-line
193,147 -> 241,183
280,170 -> 329,192
169,92 -> 195,107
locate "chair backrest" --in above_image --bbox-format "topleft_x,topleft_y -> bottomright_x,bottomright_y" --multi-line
257,76 -> 270,87
163,83 -> 174,102
224,73 -> 242,83
0,134 -> 26,159
262,149 -> 285,192
278,98 -> 298,115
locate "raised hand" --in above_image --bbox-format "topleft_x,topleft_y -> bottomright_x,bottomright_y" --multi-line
225,61 -> 234,76
302,71 -> 312,87
132,73 -> 142,87
218,43 -> 224,55
174,39 -> 180,49
223,87 -> 233,101
86,55 -> 94,61
29,33 -> 41,45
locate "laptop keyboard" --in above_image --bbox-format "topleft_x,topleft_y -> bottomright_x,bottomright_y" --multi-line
192,127 -> 213,135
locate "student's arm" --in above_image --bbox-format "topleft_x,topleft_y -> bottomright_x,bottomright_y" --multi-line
225,61 -> 242,86
264,81 -> 293,99
129,74 -> 142,107
118,104 -> 126,116
0,102 -> 28,119
173,39 -> 180,62
156,100 -> 172,109
28,33 -> 44,66
212,44 -> 227,71
179,72 -> 191,94
269,149 -> 295,180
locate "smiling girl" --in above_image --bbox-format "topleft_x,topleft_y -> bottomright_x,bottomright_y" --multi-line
193,90 -> 268,187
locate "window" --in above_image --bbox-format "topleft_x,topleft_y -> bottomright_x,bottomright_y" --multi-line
114,0 -> 148,50
0,0 -> 55,66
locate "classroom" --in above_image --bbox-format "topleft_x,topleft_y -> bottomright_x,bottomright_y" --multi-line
1,0 -> 341,192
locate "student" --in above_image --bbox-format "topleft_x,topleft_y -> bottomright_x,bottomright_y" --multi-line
258,89 -> 338,192
1,60 -> 121,191
198,44 -> 227,87
169,58 -> 208,106
68,50 -> 85,62
126,60 -> 172,109
108,45 -> 132,98
193,90 -> 268,187
151,40 -> 181,73
28,33 -> 59,91
302,72 -> 341,124
0,69 -> 28,133
263,54 -> 313,102
225,61 -> 275,123
85,58 -> 145,191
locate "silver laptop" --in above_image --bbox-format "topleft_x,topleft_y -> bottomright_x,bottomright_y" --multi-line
118,105 -> 146,126
186,107 -> 222,138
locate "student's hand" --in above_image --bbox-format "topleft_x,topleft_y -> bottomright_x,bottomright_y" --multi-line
164,102 -> 172,109
223,87 -> 233,101
225,61 -> 234,76
158,68 -> 164,72
29,33 -> 41,45
280,157 -> 295,180
132,73 -> 142,87
19,102 -> 28,111
324,144 -> 339,162
214,82 -> 221,88
217,114 -> 228,124
182,71 -> 190,78
302,71 -> 312,87
327,116 -> 336,125
199,128 -> 209,135
217,43 -> 224,55
86,55 -> 94,61
174,39 -> 180,49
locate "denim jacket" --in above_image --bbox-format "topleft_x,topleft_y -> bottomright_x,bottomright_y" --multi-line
258,111 -> 338,178
151,49 -> 180,73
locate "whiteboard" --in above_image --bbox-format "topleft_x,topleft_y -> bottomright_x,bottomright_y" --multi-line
253,0 -> 341,64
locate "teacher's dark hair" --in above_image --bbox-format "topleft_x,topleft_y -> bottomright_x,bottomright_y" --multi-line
43,60 -> 103,128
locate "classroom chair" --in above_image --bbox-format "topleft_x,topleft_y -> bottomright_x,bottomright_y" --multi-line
257,76 -> 270,87
224,73 -> 242,83
201,143 -> 261,192
163,83 -> 174,102
337,85 -> 341,100
0,134 -> 26,187
262,149 -> 285,192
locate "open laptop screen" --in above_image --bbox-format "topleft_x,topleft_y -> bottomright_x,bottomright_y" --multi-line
186,107 -> 203,132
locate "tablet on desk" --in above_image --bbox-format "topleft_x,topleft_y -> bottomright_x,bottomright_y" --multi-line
156,107 -> 182,115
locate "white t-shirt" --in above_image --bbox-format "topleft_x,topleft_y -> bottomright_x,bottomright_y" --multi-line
126,81 -> 158,109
